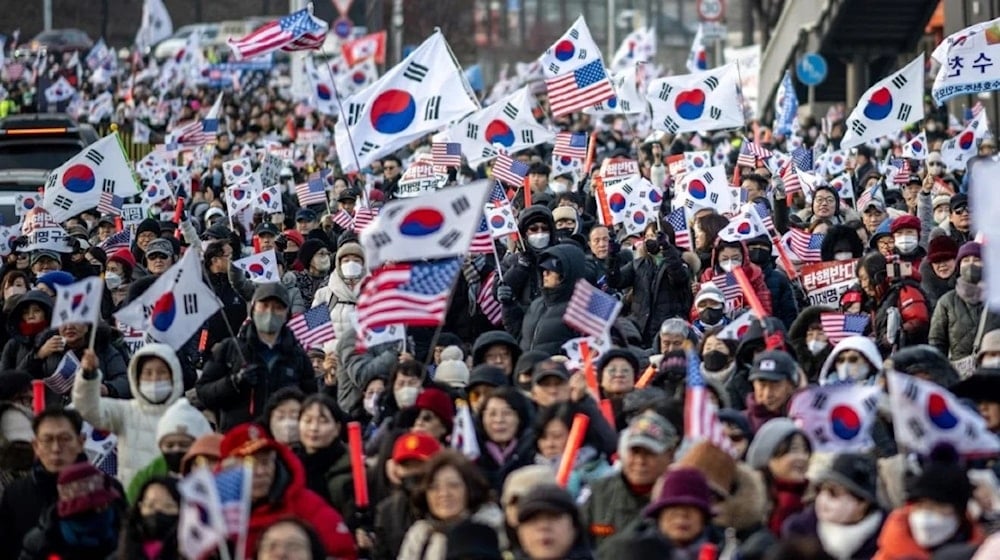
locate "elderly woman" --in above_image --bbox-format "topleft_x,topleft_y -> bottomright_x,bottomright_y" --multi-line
745,418 -> 812,535
398,450 -> 507,560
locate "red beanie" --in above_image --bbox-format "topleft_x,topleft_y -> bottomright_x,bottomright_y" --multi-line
890,214 -> 921,235
414,388 -> 455,431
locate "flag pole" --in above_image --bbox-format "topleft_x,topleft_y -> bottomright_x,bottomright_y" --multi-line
316,49 -> 372,210
88,276 -> 104,351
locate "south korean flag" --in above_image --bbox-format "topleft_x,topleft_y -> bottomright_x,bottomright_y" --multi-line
841,55 -> 925,150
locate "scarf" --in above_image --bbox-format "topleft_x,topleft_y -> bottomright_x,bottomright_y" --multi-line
768,478 -> 807,535
817,511 -> 883,560
485,439 -> 518,466
701,362 -> 735,385
956,278 -> 983,305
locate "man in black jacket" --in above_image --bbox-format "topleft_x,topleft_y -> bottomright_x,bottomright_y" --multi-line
0,408 -> 90,552
196,282 -> 316,431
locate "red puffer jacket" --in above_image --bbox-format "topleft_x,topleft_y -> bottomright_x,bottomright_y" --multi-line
695,241 -> 773,318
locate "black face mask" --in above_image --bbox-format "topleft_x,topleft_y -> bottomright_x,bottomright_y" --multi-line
644,238 -> 661,255
555,228 -> 574,241
142,512 -> 178,540
962,263 -> 983,284
284,251 -> 299,267
748,247 -> 770,266
163,451 -> 186,474
401,474 -> 422,494
702,350 -> 731,372
699,308 -> 724,326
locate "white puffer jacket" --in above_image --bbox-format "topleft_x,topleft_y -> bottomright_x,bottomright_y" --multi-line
312,267 -> 365,340
72,343 -> 184,487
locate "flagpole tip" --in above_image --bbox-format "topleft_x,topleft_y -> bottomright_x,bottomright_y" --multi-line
109,123 -> 118,133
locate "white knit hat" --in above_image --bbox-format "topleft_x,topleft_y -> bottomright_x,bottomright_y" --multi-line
435,346 -> 470,389
156,398 -> 212,445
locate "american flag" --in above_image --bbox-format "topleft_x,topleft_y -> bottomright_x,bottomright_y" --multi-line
737,137 -> 771,167
469,214 -> 495,254
97,191 -> 124,215
168,120 -> 203,147
544,59 -> 616,117
488,180 -> 510,206
295,172 -> 327,206
227,8 -> 328,60
477,270 -> 503,325
432,142 -> 463,168
820,313 -> 870,343
353,207 -> 378,233
44,351 -> 80,394
215,464 -> 251,539
564,279 -> 622,338
891,159 -> 911,185
857,183 -> 882,211
666,208 -> 691,250
780,159 -> 802,194
492,152 -> 529,187
685,351 -> 738,456
791,146 -> 814,172
553,132 -> 589,160
99,229 -> 131,253
356,258 -> 462,332
287,304 -> 336,348
786,229 -> 825,262
709,273 -> 743,303
330,209 -> 354,230
752,200 -> 776,233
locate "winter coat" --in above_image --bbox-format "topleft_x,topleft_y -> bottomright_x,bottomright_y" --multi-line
788,306 -> 835,383
475,431 -> 537,494
698,242 -> 773,317
335,325 -> 398,418
294,441 -> 356,526
716,464 -> 776,560
397,503 -> 507,560
241,440 -> 356,559
597,518 -> 723,560
284,270 -> 328,311
606,243 -> 692,346
581,471 -> 653,550
919,259 -> 954,311
500,206 -> 557,337
0,460 -> 67,554
930,220 -> 973,247
26,325 -> 130,400
195,322 -> 317,432
0,290 -> 51,373
72,343 -> 184,488
783,505 -> 884,560
312,270 -> 364,340
818,336 -> 883,385
19,497 -> 126,560
744,392 -> 788,433
201,270 -> 248,361
872,505 -> 984,560
519,244 -> 586,354
759,260 -> 798,330
929,286 -> 1000,361
870,278 -> 931,355
374,490 -> 417,560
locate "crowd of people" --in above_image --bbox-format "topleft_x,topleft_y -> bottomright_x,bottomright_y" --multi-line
1,17 -> 1000,560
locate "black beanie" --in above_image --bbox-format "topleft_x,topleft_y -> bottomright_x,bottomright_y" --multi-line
136,218 -> 161,238
597,348 -> 640,383
906,443 -> 972,515
297,239 -> 326,269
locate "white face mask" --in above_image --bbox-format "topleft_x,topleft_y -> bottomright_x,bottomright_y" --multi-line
935,210 -> 949,225
835,361 -> 871,382
908,509 -> 958,548
527,233 -> 550,249
364,393 -> 381,415
815,489 -> 863,524
550,182 -> 569,194
894,235 -> 918,254
104,272 -> 122,290
139,380 -> 172,403
4,285 -> 25,299
341,260 -> 364,279
834,252 -> 854,261
807,339 -> 828,355
313,256 -> 332,272
719,259 -> 741,273
273,418 -> 299,443
982,356 -> 1000,368
394,386 -> 420,408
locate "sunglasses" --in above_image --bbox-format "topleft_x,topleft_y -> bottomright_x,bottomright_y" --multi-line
952,207 -> 969,215
527,224 -> 549,233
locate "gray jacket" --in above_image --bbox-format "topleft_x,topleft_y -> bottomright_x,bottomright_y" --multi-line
929,289 -> 1000,360
335,326 -> 399,417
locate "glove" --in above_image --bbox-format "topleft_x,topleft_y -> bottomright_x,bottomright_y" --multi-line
772,175 -> 786,199
657,232 -> 672,253
232,365 -> 261,389
496,283 -> 515,305
516,251 -> 535,269
608,237 -> 621,257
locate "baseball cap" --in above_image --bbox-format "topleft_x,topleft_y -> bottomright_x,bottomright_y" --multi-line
296,208 -> 318,222
532,359 -> 569,385
748,350 -> 799,384
144,238 -> 174,258
205,207 -> 226,223
695,283 -> 725,307
950,193 -> 969,212
252,282 -> 291,308
30,250 -> 61,266
254,222 -> 280,237
862,198 -> 886,212
621,410 -> 678,454
391,432 -> 442,463
338,188 -> 360,202
538,257 -> 561,273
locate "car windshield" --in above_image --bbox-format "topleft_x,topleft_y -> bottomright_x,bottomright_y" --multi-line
0,144 -> 83,171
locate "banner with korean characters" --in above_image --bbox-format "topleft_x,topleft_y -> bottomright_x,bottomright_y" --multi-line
800,259 -> 857,307
932,19 -> 1000,104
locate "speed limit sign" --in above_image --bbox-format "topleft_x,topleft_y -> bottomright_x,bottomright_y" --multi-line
697,0 -> 725,22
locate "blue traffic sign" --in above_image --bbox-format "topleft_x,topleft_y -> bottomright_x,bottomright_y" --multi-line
796,52 -> 828,87
333,17 -> 353,39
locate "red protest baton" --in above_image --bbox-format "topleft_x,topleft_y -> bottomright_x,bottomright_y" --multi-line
114,216 -> 123,232
172,197 -> 185,240
635,364 -> 657,389
556,413 -> 590,488
580,340 -> 599,399
32,380 -> 45,414
731,267 -> 768,321
599,399 -> 616,430
348,422 -> 370,508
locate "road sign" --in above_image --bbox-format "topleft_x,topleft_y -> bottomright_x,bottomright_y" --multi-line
702,22 -> 728,41
697,0 -> 725,22
333,17 -> 353,39
796,52 -> 828,87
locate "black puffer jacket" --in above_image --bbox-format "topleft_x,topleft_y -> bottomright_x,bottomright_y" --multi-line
195,322 -> 317,431
27,325 -> 130,400
501,206 -> 556,338
788,305 -> 835,383
519,244 -> 586,354
0,290 -> 52,372
606,241 -> 691,346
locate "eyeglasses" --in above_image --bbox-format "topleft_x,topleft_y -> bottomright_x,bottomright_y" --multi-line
147,254 -> 170,261
37,433 -> 76,448
952,207 -> 969,215
814,196 -> 836,205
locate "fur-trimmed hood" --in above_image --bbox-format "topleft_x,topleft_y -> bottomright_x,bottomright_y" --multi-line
715,463 -> 768,531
